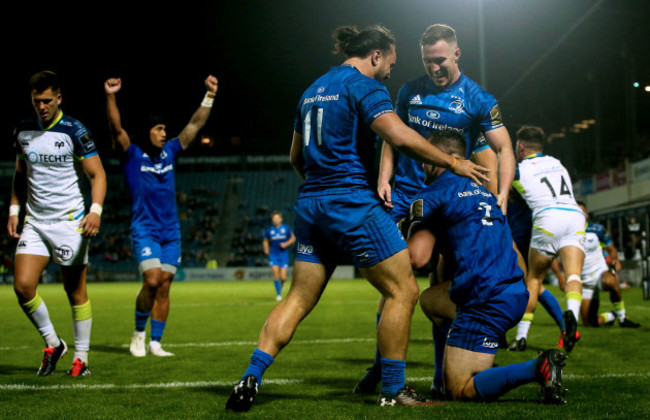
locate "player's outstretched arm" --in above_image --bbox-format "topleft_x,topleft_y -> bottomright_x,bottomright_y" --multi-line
377,140 -> 395,209
282,234 -> 296,249
104,78 -> 131,152
484,127 -> 515,214
79,155 -> 107,238
371,113 -> 489,185
289,131 -> 306,181
7,158 -> 26,239
178,75 -> 218,149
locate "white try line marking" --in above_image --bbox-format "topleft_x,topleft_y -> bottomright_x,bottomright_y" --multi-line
2,372 -> 648,392
0,378 -> 301,391
0,337 -> 377,351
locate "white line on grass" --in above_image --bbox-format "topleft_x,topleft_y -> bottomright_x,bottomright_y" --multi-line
0,378 -> 301,391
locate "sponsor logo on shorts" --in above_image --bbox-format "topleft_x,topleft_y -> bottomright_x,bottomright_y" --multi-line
57,245 -> 74,261
354,250 -> 372,263
297,243 -> 313,255
18,241 -> 27,248
481,337 -> 500,349
142,247 -> 152,257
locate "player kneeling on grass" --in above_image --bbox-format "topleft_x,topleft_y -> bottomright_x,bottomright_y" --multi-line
408,129 -> 567,404
565,201 -> 640,329
9,71 -> 106,377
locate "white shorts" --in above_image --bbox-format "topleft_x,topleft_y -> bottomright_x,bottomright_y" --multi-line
16,218 -> 89,266
581,265 -> 607,300
530,209 -> 586,257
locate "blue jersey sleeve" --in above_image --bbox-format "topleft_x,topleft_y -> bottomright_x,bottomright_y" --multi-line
164,138 -> 184,161
595,224 -> 613,247
70,120 -> 97,159
350,77 -> 394,127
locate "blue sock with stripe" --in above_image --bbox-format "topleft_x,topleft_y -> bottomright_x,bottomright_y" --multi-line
473,359 -> 537,400
380,357 -> 406,397
274,280 -> 282,296
539,289 -> 566,331
432,320 -> 451,391
242,349 -> 275,385
150,319 -> 166,342
135,310 -> 151,332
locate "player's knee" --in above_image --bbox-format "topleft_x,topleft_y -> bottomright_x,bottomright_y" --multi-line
13,282 -> 35,302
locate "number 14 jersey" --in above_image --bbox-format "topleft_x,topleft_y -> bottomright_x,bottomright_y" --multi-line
513,153 -> 580,218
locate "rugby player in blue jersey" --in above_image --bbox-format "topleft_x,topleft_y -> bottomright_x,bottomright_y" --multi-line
104,75 -> 218,357
226,24 -> 488,412
409,129 -> 567,404
9,71 -> 106,377
356,23 -> 522,397
263,211 -> 295,301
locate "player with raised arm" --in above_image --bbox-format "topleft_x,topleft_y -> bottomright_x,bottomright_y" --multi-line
263,211 -> 295,301
572,201 -> 640,328
509,125 -> 585,353
9,71 -> 106,377
225,24 -> 488,412
356,22 -> 519,398
408,129 -> 567,404
104,75 -> 218,357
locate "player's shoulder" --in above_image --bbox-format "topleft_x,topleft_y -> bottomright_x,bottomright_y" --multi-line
586,222 -> 605,233
400,74 -> 431,92
456,73 -> 497,104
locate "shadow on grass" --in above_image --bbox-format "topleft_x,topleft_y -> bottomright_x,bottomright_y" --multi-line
91,344 -> 128,354
0,364 -> 38,375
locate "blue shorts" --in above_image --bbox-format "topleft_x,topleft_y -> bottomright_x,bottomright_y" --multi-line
447,281 -> 528,354
269,251 -> 289,268
390,189 -> 412,225
132,229 -> 181,267
293,189 -> 407,268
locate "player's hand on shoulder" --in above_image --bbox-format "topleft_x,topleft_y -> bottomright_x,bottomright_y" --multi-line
205,75 -> 218,94
451,158 -> 490,185
104,78 -> 122,95
377,181 -> 393,209
7,216 -> 20,239
79,213 -> 101,238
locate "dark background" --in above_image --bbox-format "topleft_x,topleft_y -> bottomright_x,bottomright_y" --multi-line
5,0 -> 650,169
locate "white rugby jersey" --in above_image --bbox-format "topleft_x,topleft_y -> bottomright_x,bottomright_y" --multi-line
13,111 -> 98,222
582,223 -> 612,274
513,153 -> 580,218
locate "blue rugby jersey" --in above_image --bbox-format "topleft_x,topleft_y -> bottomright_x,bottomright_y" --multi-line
264,224 -> 293,255
392,72 -> 503,198
293,64 -> 394,196
409,170 -> 523,307
121,138 -> 183,231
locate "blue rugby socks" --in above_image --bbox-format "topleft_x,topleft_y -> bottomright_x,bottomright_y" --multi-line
150,319 -> 166,342
473,359 -> 537,400
242,349 -> 275,385
539,289 -> 566,331
135,310 -> 151,332
380,357 -> 406,397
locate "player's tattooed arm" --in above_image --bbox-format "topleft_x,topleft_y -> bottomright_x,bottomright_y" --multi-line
179,75 -> 218,149
104,78 -> 131,152
377,140 -> 395,209
290,131 -> 306,181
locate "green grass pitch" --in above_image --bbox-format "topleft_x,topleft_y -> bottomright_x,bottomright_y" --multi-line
1,279 -> 649,419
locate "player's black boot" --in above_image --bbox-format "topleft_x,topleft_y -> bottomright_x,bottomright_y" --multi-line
535,349 -> 568,404
226,375 -> 259,412
37,338 -> 67,376
618,317 -> 641,328
353,364 -> 382,394
562,311 -> 579,352
507,337 -> 526,352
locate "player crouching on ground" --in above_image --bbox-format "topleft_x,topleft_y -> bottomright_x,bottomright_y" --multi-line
567,201 -> 641,328
408,129 -> 567,403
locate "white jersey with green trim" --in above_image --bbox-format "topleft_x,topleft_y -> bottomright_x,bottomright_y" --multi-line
513,153 -> 580,218
13,112 -> 98,223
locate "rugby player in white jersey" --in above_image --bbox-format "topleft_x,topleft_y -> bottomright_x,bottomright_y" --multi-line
509,125 -> 585,352
8,71 -> 106,377
572,201 -> 640,328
